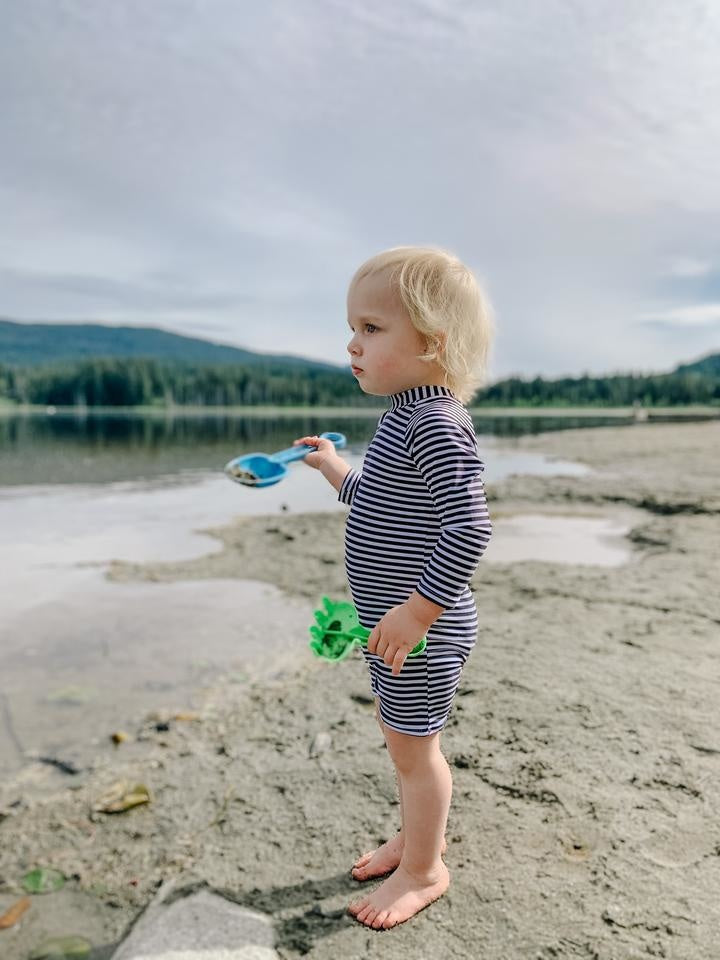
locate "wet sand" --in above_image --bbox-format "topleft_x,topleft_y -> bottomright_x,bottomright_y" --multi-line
1,419 -> 719,958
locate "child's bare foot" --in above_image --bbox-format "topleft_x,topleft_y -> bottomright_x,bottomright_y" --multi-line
351,833 -> 404,880
351,834 -> 447,880
348,860 -> 450,928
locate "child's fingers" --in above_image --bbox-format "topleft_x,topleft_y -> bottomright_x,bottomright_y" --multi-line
391,649 -> 406,676
293,436 -> 325,468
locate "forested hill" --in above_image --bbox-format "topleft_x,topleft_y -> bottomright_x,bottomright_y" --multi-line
0,319 -> 342,372
674,353 -> 720,377
0,319 -> 717,408
2,318 -> 717,379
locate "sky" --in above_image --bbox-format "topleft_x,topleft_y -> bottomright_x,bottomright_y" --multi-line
1,0 -> 719,381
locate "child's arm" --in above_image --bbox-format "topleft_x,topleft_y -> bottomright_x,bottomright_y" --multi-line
322,456 -> 356,497
293,435 -> 360,503
405,589 -> 445,627
404,405 -> 493,610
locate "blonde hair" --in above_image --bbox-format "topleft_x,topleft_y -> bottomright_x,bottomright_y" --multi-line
348,245 -> 495,406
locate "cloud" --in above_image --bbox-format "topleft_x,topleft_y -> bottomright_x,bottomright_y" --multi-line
637,303 -> 720,327
1,1 -> 720,377
667,258 -> 714,278
0,266 -> 254,313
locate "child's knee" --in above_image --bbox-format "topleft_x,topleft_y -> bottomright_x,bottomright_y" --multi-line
384,727 -> 440,774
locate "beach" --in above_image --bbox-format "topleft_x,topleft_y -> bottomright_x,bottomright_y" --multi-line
1,418 -> 718,958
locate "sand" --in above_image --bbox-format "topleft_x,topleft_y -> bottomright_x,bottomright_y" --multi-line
1,419 -> 719,959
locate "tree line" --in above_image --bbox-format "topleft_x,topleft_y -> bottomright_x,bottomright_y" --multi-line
0,357 -> 717,407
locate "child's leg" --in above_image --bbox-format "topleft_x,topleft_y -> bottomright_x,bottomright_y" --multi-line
352,700 -> 448,880
388,728 -> 451,875
348,727 -> 451,928
351,698 -> 405,878
379,697 -> 407,833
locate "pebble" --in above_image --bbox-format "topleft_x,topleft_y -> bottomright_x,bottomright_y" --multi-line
308,731 -> 332,758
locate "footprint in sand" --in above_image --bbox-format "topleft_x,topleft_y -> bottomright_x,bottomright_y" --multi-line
640,827 -> 711,868
514,821 -> 603,864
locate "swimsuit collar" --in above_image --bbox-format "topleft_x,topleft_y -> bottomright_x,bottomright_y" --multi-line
389,384 -> 458,410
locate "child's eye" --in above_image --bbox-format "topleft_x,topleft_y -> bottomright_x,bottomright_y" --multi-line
348,321 -> 378,335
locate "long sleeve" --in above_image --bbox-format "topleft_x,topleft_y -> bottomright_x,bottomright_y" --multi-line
338,466 -> 362,506
405,404 -> 492,609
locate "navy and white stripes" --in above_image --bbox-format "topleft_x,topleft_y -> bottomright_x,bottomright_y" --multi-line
337,384 -> 493,736
338,383 -> 492,621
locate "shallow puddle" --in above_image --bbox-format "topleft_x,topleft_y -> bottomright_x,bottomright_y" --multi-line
485,510 -> 636,566
0,576 -> 312,783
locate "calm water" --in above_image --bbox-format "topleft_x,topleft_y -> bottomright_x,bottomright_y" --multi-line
0,411 -> 594,631
0,408 -> 642,486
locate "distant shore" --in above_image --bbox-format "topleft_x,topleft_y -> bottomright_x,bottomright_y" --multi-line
1,401 -> 718,418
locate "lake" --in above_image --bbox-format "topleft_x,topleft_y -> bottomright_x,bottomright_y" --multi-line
0,406 -> 653,486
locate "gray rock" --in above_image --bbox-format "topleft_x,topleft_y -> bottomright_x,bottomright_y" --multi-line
111,888 -> 279,960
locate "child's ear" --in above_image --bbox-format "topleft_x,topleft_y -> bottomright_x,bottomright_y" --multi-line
422,330 -> 446,358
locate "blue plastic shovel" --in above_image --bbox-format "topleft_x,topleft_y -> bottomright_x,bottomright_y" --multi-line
224,431 -> 347,488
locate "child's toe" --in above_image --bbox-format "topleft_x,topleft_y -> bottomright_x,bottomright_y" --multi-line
348,897 -> 368,916
357,904 -> 374,923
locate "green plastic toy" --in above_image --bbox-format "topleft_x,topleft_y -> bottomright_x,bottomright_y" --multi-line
308,596 -> 428,662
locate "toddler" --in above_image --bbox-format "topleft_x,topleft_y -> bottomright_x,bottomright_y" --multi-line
294,245 -> 494,930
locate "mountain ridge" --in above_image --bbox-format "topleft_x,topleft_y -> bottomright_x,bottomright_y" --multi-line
0,318 -> 717,380
0,318 -> 345,372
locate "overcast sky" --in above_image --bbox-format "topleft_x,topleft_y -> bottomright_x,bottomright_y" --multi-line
2,1 -> 719,380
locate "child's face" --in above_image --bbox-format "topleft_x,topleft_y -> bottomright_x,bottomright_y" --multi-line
346,268 -> 444,396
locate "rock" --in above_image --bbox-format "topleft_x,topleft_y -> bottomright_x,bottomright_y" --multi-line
110,888 -> 279,960
308,731 -> 332,758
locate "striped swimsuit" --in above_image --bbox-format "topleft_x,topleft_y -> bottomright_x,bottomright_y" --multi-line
337,384 -> 493,736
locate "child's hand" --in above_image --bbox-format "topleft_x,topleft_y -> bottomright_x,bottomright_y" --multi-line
292,435 -> 338,470
367,602 -> 428,676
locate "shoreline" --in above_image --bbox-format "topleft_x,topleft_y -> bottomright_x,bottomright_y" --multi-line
1,419 -> 719,958
1,401 -> 719,418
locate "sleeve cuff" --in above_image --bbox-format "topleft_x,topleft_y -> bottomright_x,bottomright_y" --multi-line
414,582 -> 453,611
338,467 -> 362,506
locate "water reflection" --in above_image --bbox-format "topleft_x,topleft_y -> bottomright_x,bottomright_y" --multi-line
0,409 -> 665,486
